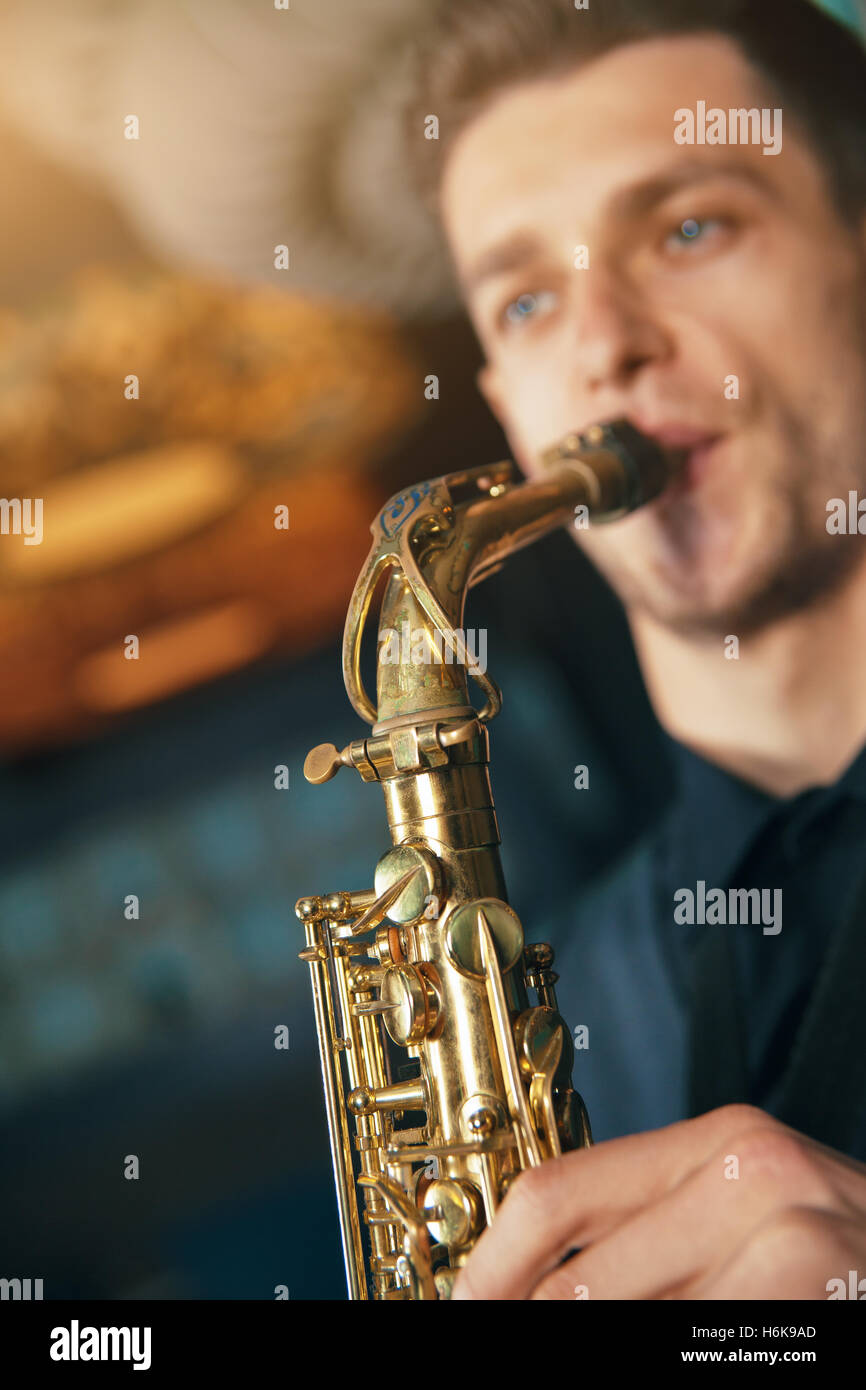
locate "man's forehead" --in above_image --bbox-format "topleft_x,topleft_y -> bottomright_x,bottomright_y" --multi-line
440,32 -> 788,271
443,32 -> 773,182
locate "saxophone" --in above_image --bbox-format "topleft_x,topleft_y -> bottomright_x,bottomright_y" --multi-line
296,420 -> 671,1300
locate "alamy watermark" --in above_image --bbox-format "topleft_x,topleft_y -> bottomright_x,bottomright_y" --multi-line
826,492 -> 866,534
674,880 -> 782,935
674,102 -> 782,157
827,1270 -> 866,1299
0,1276 -> 43,1299
0,497 -> 43,545
378,619 -> 488,675
50,1321 -> 151,1371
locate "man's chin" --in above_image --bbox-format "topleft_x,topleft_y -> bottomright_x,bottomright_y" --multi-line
621,581 -> 754,641
577,527 -> 751,634
618,542 -> 863,640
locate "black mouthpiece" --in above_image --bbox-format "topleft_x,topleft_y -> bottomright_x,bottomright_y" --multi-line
581,420 -> 673,509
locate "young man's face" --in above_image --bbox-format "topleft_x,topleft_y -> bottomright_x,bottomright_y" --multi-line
440,35 -> 866,637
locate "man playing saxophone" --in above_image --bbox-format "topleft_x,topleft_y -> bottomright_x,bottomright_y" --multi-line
403,0 -> 866,1299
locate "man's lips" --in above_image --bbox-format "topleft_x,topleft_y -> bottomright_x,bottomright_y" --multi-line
628,421 -> 726,493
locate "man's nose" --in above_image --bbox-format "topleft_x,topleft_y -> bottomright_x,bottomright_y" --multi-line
572,266 -> 670,391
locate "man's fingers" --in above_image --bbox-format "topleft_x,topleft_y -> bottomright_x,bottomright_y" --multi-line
690,1207 -> 866,1300
453,1106 -> 866,1300
452,1105 -> 776,1300
531,1127 -> 851,1300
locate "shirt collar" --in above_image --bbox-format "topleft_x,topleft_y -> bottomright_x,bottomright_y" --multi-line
776,736 -> 866,857
827,736 -> 866,803
660,734 -> 781,889
660,733 -> 866,889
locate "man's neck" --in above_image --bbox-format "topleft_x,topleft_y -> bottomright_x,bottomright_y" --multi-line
629,560 -> 866,799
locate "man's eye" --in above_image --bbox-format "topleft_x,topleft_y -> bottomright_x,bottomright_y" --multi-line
662,216 -> 729,256
501,289 -> 558,329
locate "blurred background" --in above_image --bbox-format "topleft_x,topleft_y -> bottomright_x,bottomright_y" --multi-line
0,0 -> 862,1299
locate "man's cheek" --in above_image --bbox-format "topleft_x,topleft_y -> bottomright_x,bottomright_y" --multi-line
502,404 -> 547,477
502,381 -> 571,474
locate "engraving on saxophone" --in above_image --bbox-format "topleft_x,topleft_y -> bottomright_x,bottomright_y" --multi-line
379,481 -> 432,538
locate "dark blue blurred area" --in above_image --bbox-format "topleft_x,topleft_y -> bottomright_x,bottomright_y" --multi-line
0,530 -> 671,1299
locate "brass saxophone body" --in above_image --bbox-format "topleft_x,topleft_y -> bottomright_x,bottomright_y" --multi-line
296,420 -> 671,1299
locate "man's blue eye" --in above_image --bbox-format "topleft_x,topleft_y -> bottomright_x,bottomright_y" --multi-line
667,216 -> 726,251
505,293 -> 540,324
503,290 -> 557,327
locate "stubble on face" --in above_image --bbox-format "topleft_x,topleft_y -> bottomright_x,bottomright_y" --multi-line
599,364 -> 866,640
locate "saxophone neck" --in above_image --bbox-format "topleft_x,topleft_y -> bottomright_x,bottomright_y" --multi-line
343,419 -> 674,730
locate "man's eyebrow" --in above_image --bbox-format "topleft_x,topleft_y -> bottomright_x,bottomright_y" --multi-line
460,159 -> 772,297
460,231 -> 547,297
605,158 -> 774,222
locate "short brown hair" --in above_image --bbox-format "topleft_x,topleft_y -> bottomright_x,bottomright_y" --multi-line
404,0 -> 866,224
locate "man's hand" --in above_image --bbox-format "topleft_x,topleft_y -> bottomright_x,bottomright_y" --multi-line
451,1105 -> 866,1299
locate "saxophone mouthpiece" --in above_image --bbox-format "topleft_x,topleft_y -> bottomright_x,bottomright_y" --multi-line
541,418 -> 682,511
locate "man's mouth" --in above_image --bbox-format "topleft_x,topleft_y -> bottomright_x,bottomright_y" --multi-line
629,420 -> 726,495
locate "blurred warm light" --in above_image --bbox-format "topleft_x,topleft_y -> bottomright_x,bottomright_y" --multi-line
73,600 -> 274,712
0,268 -> 422,750
1,443 -> 244,583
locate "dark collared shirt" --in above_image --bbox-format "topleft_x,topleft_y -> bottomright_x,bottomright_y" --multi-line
549,734 -> 866,1160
